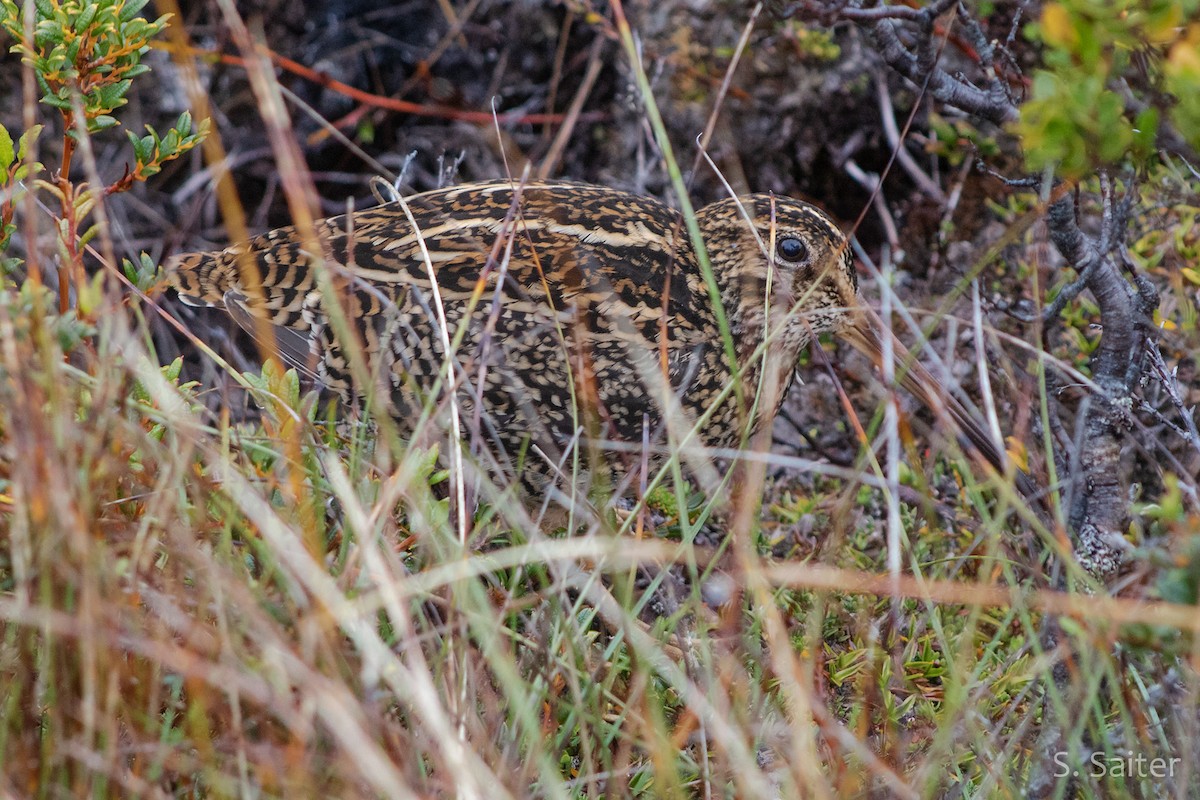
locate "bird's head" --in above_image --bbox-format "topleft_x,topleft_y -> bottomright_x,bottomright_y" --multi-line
697,193 -> 1024,486
697,194 -> 860,354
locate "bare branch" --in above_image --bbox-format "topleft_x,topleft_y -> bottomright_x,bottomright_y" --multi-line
789,0 -> 1165,590
875,70 -> 947,204
1143,338 -> 1200,465
868,13 -> 1018,126
776,0 -> 929,23
1043,187 -> 1154,579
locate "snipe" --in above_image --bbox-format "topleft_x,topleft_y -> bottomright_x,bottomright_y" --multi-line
169,180 -> 1012,498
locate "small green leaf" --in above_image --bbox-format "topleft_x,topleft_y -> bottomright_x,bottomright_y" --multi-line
1132,106 -> 1159,156
0,124 -> 13,170
164,356 -> 183,384
73,3 -> 98,32
120,0 -> 152,21
17,125 -> 42,161
89,114 -> 119,132
13,161 -> 45,182
79,222 -> 100,248
121,254 -> 161,290
121,18 -> 146,41
77,270 -> 105,316
33,177 -> 65,203
126,130 -> 154,163
74,189 -> 96,219
95,78 -> 132,111
64,36 -> 81,65
42,92 -> 73,110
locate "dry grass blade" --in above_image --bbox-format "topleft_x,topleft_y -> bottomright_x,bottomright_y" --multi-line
2,1 -> 1198,798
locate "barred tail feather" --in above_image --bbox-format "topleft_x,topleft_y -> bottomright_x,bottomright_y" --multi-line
166,245 -> 247,308
167,244 -> 319,375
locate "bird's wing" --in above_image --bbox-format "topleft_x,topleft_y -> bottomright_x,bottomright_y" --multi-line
222,289 -> 318,377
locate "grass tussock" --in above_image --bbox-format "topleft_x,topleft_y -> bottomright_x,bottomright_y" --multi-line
2,2 -> 1200,799
3,234 -> 1198,797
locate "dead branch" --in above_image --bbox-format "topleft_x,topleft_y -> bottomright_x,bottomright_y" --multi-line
783,1 -> 1162,584
1046,182 -> 1156,579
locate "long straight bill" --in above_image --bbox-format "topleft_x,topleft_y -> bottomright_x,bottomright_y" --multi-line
841,308 -> 1041,503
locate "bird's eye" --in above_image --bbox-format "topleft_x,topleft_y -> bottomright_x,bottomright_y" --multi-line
775,236 -> 807,263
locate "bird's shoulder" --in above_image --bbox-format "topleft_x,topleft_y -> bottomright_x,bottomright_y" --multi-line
179,180 -> 725,341
336,182 -> 714,327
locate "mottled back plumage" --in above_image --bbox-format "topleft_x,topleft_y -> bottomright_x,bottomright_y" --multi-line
169,180 -> 859,491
